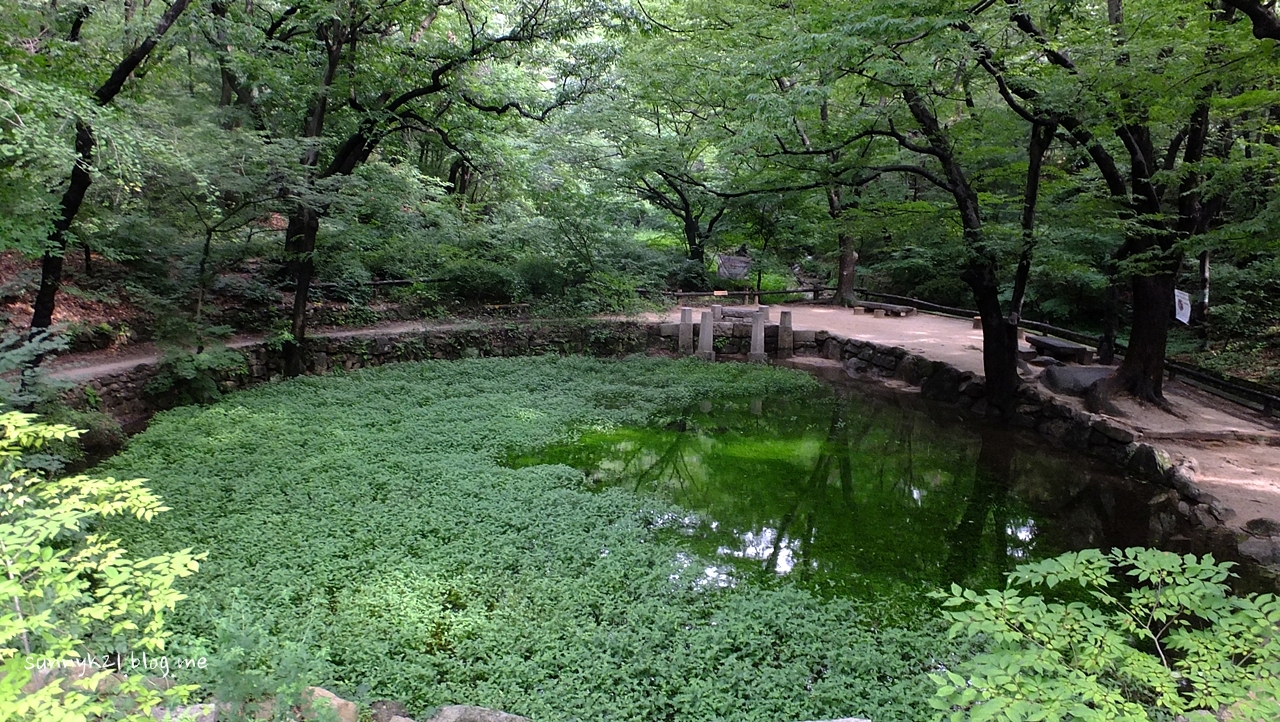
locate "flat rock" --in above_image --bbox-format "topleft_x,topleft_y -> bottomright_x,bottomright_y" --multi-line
1092,417 -> 1137,444
1239,535 -> 1280,566
1244,517 -> 1280,538
1040,365 -> 1112,396
426,706 -> 530,722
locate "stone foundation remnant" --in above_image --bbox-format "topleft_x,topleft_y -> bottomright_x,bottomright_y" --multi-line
696,311 -> 716,361
748,309 -> 767,363
778,310 -> 794,360
678,307 -> 693,355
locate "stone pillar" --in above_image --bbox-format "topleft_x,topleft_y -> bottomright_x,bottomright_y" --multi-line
711,304 -> 723,322
748,309 -> 767,363
696,311 -> 715,361
757,305 -> 770,322
972,316 -> 982,329
679,307 -> 693,355
873,309 -> 886,318
778,310 -> 793,360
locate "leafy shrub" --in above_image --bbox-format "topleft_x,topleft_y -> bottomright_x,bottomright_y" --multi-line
0,412 -> 203,721
211,274 -> 282,307
105,357 -> 960,721
441,259 -> 522,304
666,258 -> 712,292
514,255 -> 582,298
0,329 -> 66,411
145,346 -> 247,406
931,548 -> 1280,721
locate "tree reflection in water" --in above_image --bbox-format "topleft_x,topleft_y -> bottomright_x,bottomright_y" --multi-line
508,385 -> 1153,600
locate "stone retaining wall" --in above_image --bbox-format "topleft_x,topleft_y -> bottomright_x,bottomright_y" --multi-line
74,317 -> 1242,556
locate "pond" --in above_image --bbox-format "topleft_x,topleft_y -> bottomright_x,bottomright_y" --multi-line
511,378 -> 1194,602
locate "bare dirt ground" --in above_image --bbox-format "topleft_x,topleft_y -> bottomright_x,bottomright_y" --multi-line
647,304 -> 1280,531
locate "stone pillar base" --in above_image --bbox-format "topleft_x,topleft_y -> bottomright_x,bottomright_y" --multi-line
748,352 -> 768,364
696,351 -> 716,361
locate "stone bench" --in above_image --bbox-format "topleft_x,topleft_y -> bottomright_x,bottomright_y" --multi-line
1027,335 -> 1092,364
856,301 -> 916,317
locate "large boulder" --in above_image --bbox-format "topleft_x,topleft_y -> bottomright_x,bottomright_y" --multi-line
305,687 -> 359,722
1040,366 -> 1112,396
1127,443 -> 1174,483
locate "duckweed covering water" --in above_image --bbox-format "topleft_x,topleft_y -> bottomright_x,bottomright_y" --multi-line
108,357 -> 967,722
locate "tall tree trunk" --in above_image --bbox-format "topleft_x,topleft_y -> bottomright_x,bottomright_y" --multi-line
902,87 -> 1020,412
28,0 -> 192,334
684,216 -> 704,263
836,237 -> 859,306
827,186 -> 859,306
1112,270 -> 1176,400
30,121 -> 95,332
284,209 -> 320,376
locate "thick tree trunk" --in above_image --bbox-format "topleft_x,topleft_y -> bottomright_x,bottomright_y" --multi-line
284,208 -> 319,376
836,237 -> 859,306
964,263 -> 1021,413
1113,272 -> 1175,401
684,217 -> 704,263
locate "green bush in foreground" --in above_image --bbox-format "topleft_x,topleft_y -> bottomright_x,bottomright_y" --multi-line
0,412 -> 202,721
933,548 -> 1280,721
104,356 -> 969,721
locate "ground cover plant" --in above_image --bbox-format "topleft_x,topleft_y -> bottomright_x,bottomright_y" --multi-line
933,549 -> 1280,721
103,356 -> 966,721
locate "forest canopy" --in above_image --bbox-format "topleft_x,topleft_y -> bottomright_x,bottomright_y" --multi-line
2,0 -> 1279,404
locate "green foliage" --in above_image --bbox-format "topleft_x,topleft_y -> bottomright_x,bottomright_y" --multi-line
440,259 -> 523,305
0,330 -> 66,411
0,412 -> 203,721
145,346 -> 247,406
931,548 -> 1280,721
106,357 -> 961,721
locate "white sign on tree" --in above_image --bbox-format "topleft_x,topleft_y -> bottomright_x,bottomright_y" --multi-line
1174,289 -> 1192,324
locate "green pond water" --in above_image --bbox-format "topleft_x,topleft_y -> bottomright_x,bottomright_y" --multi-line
510,382 -> 1157,601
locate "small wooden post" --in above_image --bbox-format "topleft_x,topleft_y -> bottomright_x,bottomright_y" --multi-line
679,307 -> 694,355
778,310 -> 793,360
972,316 -> 982,329
696,311 -> 715,361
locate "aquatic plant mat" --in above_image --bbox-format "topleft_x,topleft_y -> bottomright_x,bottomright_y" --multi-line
107,356 -> 1133,721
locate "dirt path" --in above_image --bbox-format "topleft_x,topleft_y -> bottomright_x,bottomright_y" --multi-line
43,306 -> 1280,530
648,305 -> 1280,531
44,320 -> 450,382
